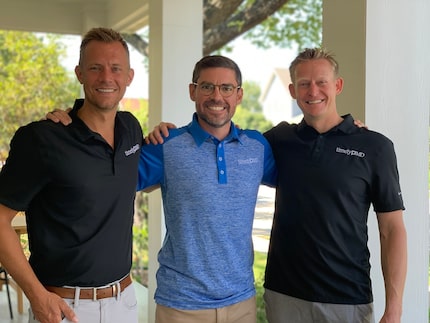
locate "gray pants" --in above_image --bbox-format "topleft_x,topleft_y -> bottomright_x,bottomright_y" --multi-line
264,289 -> 375,323
29,284 -> 137,323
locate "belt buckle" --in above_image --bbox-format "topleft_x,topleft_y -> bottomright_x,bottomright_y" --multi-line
112,284 -> 118,298
92,288 -> 97,301
92,282 -> 118,300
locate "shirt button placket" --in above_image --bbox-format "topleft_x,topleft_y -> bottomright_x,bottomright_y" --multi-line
217,142 -> 227,184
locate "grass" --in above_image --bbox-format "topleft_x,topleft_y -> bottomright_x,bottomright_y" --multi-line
254,251 -> 268,323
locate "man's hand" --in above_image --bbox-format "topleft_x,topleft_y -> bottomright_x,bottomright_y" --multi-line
379,311 -> 401,323
144,122 -> 177,145
354,119 -> 368,129
30,290 -> 78,323
46,108 -> 72,125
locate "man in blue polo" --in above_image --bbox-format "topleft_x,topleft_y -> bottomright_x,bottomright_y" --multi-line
139,55 -> 276,323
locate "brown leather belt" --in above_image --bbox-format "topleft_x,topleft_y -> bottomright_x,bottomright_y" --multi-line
45,274 -> 132,300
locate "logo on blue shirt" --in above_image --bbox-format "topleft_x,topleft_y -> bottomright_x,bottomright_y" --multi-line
237,158 -> 259,165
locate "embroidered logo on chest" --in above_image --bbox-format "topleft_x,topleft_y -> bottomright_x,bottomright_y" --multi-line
124,144 -> 140,156
335,147 -> 365,158
237,158 -> 259,165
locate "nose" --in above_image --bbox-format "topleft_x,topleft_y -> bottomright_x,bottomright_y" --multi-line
308,82 -> 319,96
211,85 -> 223,99
98,68 -> 113,82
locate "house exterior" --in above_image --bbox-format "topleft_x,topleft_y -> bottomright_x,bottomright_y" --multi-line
259,68 -> 302,126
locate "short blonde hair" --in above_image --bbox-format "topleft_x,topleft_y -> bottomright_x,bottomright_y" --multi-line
79,27 -> 130,66
289,48 -> 339,84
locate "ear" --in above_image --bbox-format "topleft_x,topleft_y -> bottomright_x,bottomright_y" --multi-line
236,87 -> 243,105
288,83 -> 297,99
336,77 -> 344,95
75,65 -> 83,84
126,68 -> 135,86
189,83 -> 197,101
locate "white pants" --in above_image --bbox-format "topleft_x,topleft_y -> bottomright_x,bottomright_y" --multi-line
29,284 -> 137,323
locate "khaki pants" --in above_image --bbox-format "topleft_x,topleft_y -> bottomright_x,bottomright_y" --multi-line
156,296 -> 256,323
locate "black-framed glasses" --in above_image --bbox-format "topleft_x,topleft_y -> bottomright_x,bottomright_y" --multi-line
192,82 -> 241,97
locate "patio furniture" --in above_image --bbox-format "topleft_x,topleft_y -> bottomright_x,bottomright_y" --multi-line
0,265 -> 13,319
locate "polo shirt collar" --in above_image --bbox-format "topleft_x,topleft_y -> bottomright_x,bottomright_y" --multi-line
69,99 -> 128,144
297,114 -> 356,135
69,99 -> 93,141
187,112 -> 242,146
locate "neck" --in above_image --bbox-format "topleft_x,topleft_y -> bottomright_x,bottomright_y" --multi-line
78,105 -> 116,147
304,114 -> 344,134
200,122 -> 231,141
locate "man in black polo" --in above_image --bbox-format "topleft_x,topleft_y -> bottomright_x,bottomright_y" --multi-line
0,27 -> 142,323
263,48 -> 406,323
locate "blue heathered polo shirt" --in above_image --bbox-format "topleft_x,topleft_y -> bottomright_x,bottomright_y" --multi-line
138,113 -> 277,310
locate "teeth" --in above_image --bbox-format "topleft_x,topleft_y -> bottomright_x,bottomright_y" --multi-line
307,99 -> 323,104
208,106 -> 224,111
98,89 -> 115,93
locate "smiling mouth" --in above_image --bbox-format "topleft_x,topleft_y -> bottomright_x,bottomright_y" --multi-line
207,106 -> 225,111
97,88 -> 116,93
306,99 -> 324,104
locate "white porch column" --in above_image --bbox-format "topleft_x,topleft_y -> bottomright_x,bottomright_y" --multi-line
323,1 -> 430,321
147,0 -> 203,322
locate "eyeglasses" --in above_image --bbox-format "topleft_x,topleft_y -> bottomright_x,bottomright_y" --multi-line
192,82 -> 241,97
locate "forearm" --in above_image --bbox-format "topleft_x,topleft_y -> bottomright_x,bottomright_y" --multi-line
379,215 -> 407,321
0,211 -> 46,303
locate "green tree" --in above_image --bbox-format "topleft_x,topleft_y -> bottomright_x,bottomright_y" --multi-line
0,31 -> 80,161
242,0 -> 322,52
233,81 -> 273,133
123,0 -> 322,57
240,81 -> 264,113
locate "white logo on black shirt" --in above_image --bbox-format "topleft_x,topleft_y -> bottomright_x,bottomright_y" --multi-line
335,147 -> 365,158
125,144 -> 140,156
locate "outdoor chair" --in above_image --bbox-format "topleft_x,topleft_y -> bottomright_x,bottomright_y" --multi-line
0,265 -> 13,319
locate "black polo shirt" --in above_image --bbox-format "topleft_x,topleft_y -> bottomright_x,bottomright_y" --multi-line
0,100 -> 143,286
263,115 -> 404,304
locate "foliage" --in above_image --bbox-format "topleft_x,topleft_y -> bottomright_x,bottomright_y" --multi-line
123,0 -> 322,57
121,98 -> 149,134
243,0 -> 323,51
132,199 -> 149,285
254,251 -> 268,323
233,81 -> 273,133
233,106 -> 273,133
0,31 -> 80,161
241,81 -> 264,113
